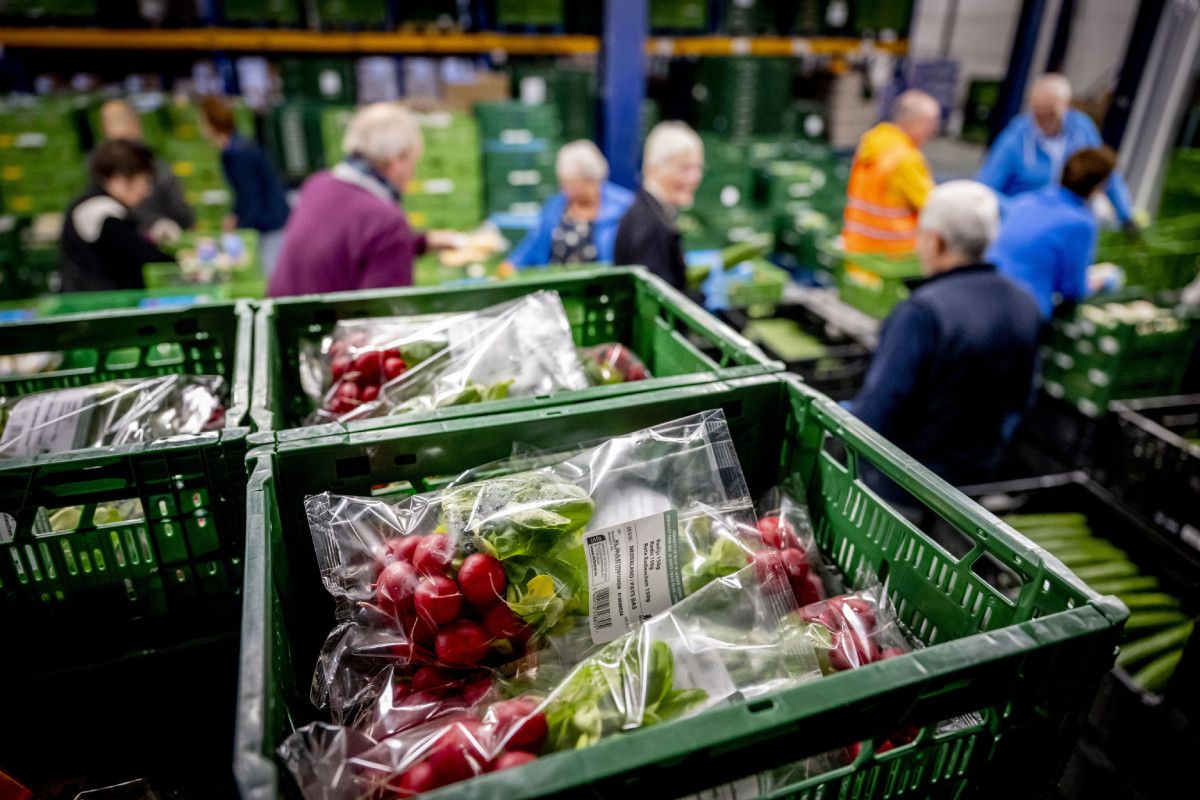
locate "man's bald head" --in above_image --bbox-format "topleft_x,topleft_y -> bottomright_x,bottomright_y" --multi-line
1029,74 -> 1071,137
892,90 -> 941,147
100,99 -> 142,142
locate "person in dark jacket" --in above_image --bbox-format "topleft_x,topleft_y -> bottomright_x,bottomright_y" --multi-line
99,99 -> 195,240
848,180 -> 1042,501
613,121 -> 705,291
199,95 -> 291,277
59,139 -> 171,293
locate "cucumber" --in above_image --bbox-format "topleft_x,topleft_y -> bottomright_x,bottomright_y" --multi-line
1116,621 -> 1194,668
1090,575 -> 1160,594
1117,593 -> 1182,611
1074,561 -> 1140,582
1126,610 -> 1190,632
1131,649 -> 1183,694
1053,548 -> 1132,568
1003,512 -> 1089,529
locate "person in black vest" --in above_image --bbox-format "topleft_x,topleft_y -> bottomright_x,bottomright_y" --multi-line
59,140 -> 171,293
848,180 -> 1043,502
613,121 -> 705,291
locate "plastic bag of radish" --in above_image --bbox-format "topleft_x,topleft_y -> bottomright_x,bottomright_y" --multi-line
299,291 -> 588,424
281,558 -> 824,799
304,411 -> 822,723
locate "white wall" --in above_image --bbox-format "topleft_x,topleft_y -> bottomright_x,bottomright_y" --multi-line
1060,0 -> 1140,99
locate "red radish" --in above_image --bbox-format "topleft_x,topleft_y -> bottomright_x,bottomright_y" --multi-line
353,350 -> 382,381
337,381 -> 360,401
457,553 -> 508,607
626,364 -> 648,381
436,621 -> 491,667
328,398 -> 353,416
413,535 -> 455,575
411,666 -> 456,694
415,575 -> 463,626
331,355 -> 351,381
845,742 -> 862,761
396,536 -> 422,563
789,574 -> 822,607
328,340 -> 347,359
395,760 -> 442,795
426,719 -> 489,781
483,603 -> 529,642
757,515 -> 800,550
376,561 -> 419,614
879,647 -> 907,660
876,740 -> 895,754
462,677 -> 494,706
384,355 -> 407,381
779,548 -> 809,578
491,698 -> 547,752
361,384 -> 380,403
751,549 -> 784,581
494,751 -> 537,771
828,633 -> 857,671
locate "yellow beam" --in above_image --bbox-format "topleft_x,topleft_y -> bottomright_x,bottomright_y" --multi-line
0,27 -> 600,55
646,36 -> 907,57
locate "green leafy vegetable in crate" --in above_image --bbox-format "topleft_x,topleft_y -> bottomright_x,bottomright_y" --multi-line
1003,512 -> 1195,694
0,375 -> 225,458
301,291 -> 588,424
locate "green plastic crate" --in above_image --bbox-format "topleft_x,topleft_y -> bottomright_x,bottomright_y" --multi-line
0,304 -> 255,681
249,267 -> 780,434
474,102 -> 561,143
830,247 -> 924,319
650,0 -> 709,31
496,0 -> 564,27
314,0 -> 388,27
223,0 -> 302,25
233,373 -> 1126,799
726,258 -> 790,308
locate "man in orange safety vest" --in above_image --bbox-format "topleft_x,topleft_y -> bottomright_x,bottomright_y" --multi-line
842,90 -> 941,255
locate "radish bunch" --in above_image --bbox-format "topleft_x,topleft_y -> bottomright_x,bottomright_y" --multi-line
323,334 -> 410,418
796,591 -> 909,674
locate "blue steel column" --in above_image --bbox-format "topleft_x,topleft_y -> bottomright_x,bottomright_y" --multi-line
990,0 -> 1049,144
602,0 -> 649,190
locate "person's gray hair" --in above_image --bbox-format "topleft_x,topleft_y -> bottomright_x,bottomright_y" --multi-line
892,89 -> 940,124
643,121 -> 703,171
919,180 -> 999,260
1031,73 -> 1072,102
556,140 -> 608,183
342,102 -> 423,163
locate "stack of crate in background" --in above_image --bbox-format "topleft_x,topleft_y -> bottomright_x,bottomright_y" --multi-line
474,101 -> 561,218
718,0 -> 778,34
650,0 -> 709,31
407,111 -> 485,230
267,58 -> 356,183
0,97 -> 88,217
510,62 -> 597,143
221,0 -> 302,26
494,0 -> 566,28
312,0 -> 390,29
692,57 -> 794,140
1158,149 -> 1200,219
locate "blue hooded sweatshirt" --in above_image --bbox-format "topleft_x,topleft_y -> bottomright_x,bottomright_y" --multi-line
508,182 -> 635,268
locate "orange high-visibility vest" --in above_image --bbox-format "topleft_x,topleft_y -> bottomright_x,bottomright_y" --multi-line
842,123 -> 929,255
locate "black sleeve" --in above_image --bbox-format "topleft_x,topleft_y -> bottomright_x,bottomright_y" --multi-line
614,205 -> 671,276
97,216 -> 172,287
157,169 -> 196,229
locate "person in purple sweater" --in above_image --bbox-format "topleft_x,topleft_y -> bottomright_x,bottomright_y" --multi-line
269,103 -> 457,297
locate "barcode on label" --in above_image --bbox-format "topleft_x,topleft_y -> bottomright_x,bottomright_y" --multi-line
592,587 -> 612,630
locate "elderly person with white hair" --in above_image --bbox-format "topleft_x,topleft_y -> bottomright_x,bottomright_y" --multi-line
614,121 -> 705,290
504,140 -> 634,271
977,73 -> 1134,225
269,102 -> 457,296
848,180 -> 1042,499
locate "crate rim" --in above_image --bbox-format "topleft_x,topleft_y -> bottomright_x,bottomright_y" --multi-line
233,373 -> 1127,800
1110,393 -> 1200,459
249,266 -> 779,433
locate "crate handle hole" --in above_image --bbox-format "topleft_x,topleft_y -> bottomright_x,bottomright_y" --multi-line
746,698 -> 776,714
393,454 -> 416,466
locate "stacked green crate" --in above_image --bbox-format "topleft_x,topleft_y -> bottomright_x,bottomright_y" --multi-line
692,58 -> 794,139
854,0 -> 916,36
279,58 -> 357,105
223,0 -> 302,25
510,62 -> 597,142
962,80 -> 1001,145
318,105 -> 355,169
0,98 -> 89,216
650,0 -> 709,31
314,0 -> 388,28
266,101 -> 326,185
719,0 -> 777,34
407,111 -> 484,230
496,0 -> 564,27
475,102 -> 561,217
0,0 -> 98,19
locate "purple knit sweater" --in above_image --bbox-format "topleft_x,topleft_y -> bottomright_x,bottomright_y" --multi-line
268,166 -> 427,297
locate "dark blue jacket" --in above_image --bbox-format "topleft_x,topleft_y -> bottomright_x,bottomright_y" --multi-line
987,185 -> 1096,318
850,264 -> 1042,489
220,134 -> 290,233
509,182 -> 634,267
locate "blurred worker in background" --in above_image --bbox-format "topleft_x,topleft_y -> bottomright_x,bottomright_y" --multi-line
59,140 -> 171,292
848,181 -> 1042,501
988,147 -> 1117,318
502,140 -> 633,272
614,121 -> 704,291
977,73 -> 1134,227
841,90 -> 940,256
269,103 -> 458,297
99,98 -> 194,243
199,96 -> 290,277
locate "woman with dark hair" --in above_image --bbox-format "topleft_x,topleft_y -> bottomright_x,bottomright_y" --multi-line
987,146 -> 1118,318
59,139 -> 171,293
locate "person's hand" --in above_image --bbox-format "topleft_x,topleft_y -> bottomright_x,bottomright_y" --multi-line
497,261 -> 517,279
148,218 -> 182,246
222,213 -> 238,232
426,230 -> 466,251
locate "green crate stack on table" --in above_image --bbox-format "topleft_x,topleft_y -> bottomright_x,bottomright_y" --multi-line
406,111 -> 485,232
0,96 -> 90,216
1041,298 -> 1200,417
475,101 -> 561,218
143,228 -> 265,299
233,372 -> 1127,799
650,0 -> 709,31
0,302 -> 254,793
1096,212 -> 1200,291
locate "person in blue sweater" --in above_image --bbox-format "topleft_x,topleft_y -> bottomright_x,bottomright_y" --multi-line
987,147 -> 1116,318
977,73 -> 1134,226
502,140 -> 634,272
848,181 -> 1042,503
200,96 -> 290,277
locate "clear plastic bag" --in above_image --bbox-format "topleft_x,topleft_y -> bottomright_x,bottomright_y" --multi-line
281,560 -> 822,799
578,343 -> 650,386
796,586 -> 912,674
304,411 -> 770,719
302,291 -> 588,424
0,374 -> 225,458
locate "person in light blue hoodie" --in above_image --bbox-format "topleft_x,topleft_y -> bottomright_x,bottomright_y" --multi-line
504,140 -> 634,271
977,73 -> 1134,226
